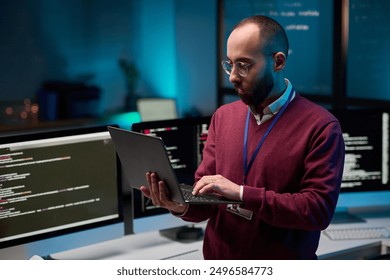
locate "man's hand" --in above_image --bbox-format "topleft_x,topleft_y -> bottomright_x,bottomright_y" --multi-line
192,174 -> 242,201
140,172 -> 188,214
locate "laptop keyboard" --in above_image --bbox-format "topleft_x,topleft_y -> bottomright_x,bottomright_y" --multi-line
181,186 -> 223,203
179,184 -> 243,204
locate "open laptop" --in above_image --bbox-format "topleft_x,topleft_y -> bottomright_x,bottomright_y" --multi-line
107,126 -> 242,204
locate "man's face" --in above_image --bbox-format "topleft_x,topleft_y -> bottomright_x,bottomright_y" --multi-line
226,23 -> 275,108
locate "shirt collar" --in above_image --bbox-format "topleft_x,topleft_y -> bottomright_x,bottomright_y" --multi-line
249,79 -> 295,125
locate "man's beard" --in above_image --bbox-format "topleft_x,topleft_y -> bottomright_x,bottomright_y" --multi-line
238,69 -> 274,108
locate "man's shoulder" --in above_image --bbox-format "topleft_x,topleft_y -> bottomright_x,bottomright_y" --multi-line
294,94 -> 338,121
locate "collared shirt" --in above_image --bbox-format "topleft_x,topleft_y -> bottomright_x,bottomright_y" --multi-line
249,79 -> 295,125
240,79 -> 295,199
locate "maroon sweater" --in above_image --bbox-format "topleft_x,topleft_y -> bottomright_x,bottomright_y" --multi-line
181,94 -> 345,259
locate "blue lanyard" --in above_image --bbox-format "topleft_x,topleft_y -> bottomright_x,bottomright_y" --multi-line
243,88 -> 295,184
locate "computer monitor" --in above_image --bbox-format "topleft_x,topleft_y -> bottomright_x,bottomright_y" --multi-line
131,116 -> 211,234
0,125 -> 123,249
222,0 -> 334,96
333,109 -> 390,223
136,98 -> 178,122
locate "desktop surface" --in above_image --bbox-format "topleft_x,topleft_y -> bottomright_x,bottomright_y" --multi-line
49,224 -> 206,260
318,209 -> 390,259
47,209 -> 390,260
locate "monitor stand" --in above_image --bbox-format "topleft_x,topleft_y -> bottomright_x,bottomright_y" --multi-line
159,225 -> 204,242
331,208 -> 366,224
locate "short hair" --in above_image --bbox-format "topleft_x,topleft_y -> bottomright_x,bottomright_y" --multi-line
233,15 -> 289,58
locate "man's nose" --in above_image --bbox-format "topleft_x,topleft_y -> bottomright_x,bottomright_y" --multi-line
229,66 -> 241,84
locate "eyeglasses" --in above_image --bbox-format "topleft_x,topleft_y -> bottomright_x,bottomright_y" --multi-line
221,53 -> 276,77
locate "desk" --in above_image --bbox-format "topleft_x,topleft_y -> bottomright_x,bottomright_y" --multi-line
50,229 -> 204,260
318,210 -> 390,259
49,212 -> 390,260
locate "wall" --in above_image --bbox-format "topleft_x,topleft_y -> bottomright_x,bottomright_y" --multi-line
124,0 -> 217,117
175,0 -> 217,117
0,0 -> 217,125
0,0 -> 217,259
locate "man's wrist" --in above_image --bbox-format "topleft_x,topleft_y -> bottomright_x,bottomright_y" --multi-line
170,204 -> 189,216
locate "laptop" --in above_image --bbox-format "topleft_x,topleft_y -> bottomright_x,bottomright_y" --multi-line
107,126 -> 242,204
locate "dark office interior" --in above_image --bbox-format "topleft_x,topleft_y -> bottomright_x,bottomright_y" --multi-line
1,0 -> 390,260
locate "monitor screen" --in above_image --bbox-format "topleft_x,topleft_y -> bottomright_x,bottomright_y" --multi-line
131,116 -> 211,232
0,125 -> 123,249
337,110 -> 389,193
346,0 -> 390,101
332,109 -> 390,220
222,0 -> 333,96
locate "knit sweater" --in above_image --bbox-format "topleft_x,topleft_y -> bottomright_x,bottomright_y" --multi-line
181,94 -> 345,259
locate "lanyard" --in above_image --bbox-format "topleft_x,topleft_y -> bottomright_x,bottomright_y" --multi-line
243,87 -> 294,184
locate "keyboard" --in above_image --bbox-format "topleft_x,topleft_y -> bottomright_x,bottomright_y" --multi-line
162,249 -> 203,260
180,184 -> 239,204
181,187 -> 220,203
324,226 -> 390,240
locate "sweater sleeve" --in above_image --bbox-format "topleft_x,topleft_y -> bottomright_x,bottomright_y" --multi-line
243,120 -> 345,231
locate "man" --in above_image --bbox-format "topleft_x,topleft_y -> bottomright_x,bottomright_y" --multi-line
140,15 -> 345,259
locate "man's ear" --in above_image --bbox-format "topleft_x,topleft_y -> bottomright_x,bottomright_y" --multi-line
273,52 -> 286,71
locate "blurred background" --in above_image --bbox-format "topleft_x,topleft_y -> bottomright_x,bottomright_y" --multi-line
1,0 -> 389,131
